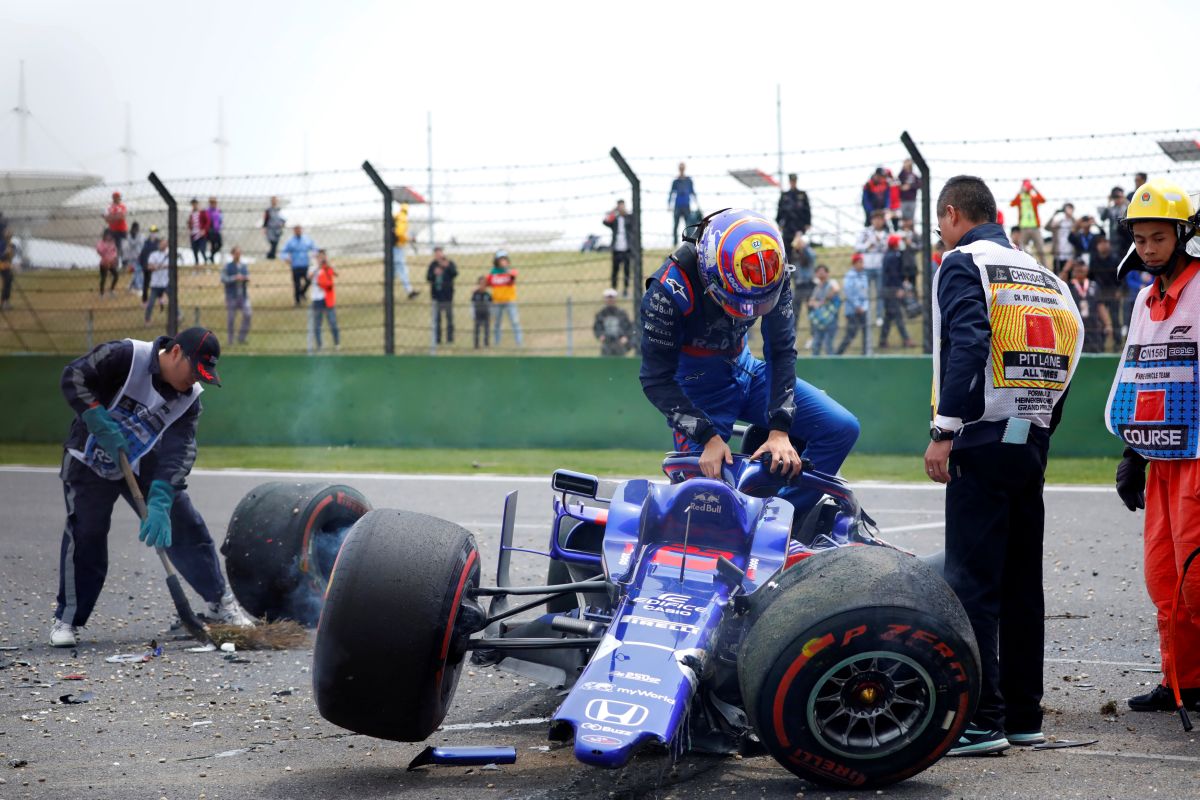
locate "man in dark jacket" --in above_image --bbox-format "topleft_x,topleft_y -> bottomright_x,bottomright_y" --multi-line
137,225 -> 162,304
879,235 -> 912,348
925,176 -> 1084,756
603,200 -> 634,297
427,246 -> 458,346
594,288 -> 634,356
775,173 -> 812,264
50,328 -> 253,647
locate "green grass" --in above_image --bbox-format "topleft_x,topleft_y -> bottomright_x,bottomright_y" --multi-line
0,442 -> 1114,484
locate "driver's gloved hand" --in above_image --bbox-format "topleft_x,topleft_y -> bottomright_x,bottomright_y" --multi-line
1115,447 -> 1148,512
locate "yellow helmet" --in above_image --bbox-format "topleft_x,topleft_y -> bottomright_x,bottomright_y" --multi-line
1117,178 -> 1200,278
1124,178 -> 1197,227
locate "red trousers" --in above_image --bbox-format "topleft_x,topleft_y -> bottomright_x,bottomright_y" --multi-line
1145,459 -> 1200,688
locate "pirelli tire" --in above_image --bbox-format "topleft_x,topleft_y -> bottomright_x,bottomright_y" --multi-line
312,509 -> 480,742
220,482 -> 371,624
738,546 -> 980,789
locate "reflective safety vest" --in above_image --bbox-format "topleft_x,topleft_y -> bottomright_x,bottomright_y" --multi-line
932,240 -> 1084,431
67,339 -> 203,479
1105,264 -> 1200,459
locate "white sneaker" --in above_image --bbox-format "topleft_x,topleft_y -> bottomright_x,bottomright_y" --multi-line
50,619 -> 78,647
208,591 -> 255,627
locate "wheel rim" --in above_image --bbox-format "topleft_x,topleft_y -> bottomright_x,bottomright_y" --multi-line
805,650 -> 935,760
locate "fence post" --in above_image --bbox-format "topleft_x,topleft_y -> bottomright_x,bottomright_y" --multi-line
566,295 -> 573,356
148,172 -> 178,337
86,309 -> 93,350
900,131 -> 932,353
609,147 -> 642,323
362,160 -> 395,355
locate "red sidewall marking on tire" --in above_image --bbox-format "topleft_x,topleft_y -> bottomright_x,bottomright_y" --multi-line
771,632 -> 835,748
434,548 -> 478,695
298,495 -> 334,576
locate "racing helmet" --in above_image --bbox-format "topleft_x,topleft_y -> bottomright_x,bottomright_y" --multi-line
1117,179 -> 1200,278
696,208 -> 790,318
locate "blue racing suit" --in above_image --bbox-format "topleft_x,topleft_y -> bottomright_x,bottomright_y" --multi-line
639,247 -> 860,511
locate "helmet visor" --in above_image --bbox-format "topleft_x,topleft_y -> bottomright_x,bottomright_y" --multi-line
737,249 -> 782,288
708,279 -> 785,319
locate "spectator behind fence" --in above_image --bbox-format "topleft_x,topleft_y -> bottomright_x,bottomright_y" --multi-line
138,225 -> 161,304
1067,258 -> 1106,353
280,225 -> 317,306
206,197 -> 223,264
790,234 -> 817,321
427,246 -> 457,346
104,191 -> 128,257
97,230 -> 119,296
668,162 -> 697,244
899,218 -> 919,290
807,264 -> 840,356
1133,171 -> 1148,192
1010,179 -> 1048,264
594,287 -> 633,357
221,246 -> 251,346
1069,215 -> 1098,259
187,198 -> 209,266
855,210 -> 889,321
470,275 -> 492,349
1045,203 -> 1076,275
122,221 -> 146,295
1100,186 -> 1132,257
1089,236 -> 1122,347
262,196 -> 286,260
308,250 -> 339,352
0,232 -> 13,311
144,238 -> 170,324
393,202 -> 419,300
837,253 -> 869,355
776,173 -> 812,263
879,235 -> 913,349
1123,264 -> 1153,330
898,159 -> 921,226
604,199 -> 633,297
861,167 -> 890,226
487,250 -> 522,346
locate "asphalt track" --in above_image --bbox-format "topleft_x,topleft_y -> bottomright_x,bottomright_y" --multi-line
0,465 -> 1197,800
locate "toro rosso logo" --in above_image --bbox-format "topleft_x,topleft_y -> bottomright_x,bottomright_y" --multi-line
585,699 -> 648,727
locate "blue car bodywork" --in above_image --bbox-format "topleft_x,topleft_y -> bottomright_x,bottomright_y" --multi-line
477,453 -> 894,770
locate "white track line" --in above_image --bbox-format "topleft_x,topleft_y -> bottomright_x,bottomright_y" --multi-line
1066,749 -> 1200,764
0,465 -> 1112,493
439,716 -> 551,732
1044,658 -> 1160,669
878,521 -> 944,534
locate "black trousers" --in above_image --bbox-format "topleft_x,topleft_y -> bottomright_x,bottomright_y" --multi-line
879,290 -> 910,345
836,310 -> 868,355
0,268 -> 11,304
291,268 -> 310,305
434,300 -> 454,344
611,250 -> 631,292
56,453 -> 225,627
945,438 -> 1048,734
474,314 -> 489,348
191,237 -> 207,266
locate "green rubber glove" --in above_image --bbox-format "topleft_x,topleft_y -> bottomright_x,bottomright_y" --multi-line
81,406 -> 128,461
138,480 -> 175,549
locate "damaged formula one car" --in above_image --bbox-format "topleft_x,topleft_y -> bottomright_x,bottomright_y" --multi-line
312,448 -> 980,789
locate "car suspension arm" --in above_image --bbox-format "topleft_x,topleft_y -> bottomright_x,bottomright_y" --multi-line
461,637 -> 603,651
468,576 -> 609,597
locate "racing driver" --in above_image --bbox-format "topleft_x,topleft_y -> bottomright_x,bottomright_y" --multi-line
639,207 -> 860,514
1105,179 -> 1200,712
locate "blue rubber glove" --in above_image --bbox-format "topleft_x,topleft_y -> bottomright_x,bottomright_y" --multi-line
138,480 -> 174,549
81,406 -> 128,461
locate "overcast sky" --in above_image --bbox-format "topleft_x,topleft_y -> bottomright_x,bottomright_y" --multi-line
4,0 -> 1196,185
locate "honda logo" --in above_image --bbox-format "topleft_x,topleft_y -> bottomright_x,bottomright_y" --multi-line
585,699 -> 648,727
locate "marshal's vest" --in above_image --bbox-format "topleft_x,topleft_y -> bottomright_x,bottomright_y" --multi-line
932,239 -> 1084,431
68,339 -> 203,480
1105,261 -> 1200,459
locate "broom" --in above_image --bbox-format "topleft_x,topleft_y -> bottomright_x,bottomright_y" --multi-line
119,453 -> 309,651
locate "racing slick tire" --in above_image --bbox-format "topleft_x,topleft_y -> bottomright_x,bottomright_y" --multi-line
738,545 -> 979,789
313,509 -> 480,742
220,482 -> 371,624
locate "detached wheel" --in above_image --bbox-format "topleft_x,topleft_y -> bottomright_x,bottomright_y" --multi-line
313,509 -> 480,742
739,546 -> 979,789
221,482 -> 371,625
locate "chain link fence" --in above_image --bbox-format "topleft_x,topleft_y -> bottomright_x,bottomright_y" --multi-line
2,128 -> 1196,357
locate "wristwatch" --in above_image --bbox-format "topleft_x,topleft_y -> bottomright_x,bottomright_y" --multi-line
929,426 -> 955,442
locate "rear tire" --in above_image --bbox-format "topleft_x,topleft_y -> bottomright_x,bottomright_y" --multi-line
313,509 -> 479,741
221,482 -> 371,624
739,546 -> 979,788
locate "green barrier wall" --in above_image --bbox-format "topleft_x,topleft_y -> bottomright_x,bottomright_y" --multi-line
0,354 -> 1125,457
